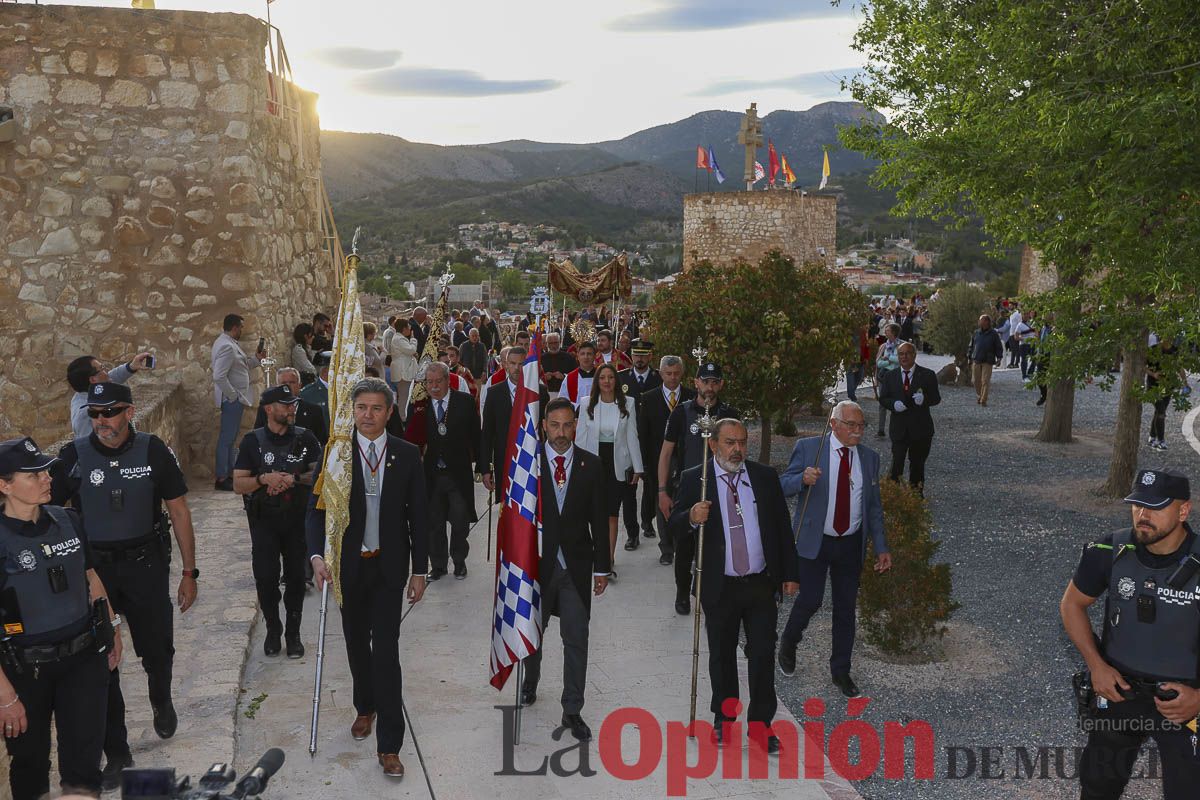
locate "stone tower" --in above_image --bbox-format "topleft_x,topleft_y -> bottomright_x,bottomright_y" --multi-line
0,5 -> 335,474
682,191 -> 837,269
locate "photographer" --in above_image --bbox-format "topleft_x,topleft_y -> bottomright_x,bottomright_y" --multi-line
0,437 -> 122,800
234,385 -> 321,659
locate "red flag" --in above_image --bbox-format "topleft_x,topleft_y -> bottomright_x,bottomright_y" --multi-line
489,335 -> 544,690
696,145 -> 710,171
768,140 -> 780,186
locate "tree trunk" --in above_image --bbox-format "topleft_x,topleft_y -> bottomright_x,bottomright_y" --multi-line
1035,378 -> 1075,443
1100,341 -> 1147,497
759,412 -> 773,464
953,355 -> 973,387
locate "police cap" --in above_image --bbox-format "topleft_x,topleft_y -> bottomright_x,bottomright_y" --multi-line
696,361 -> 723,380
1124,469 -> 1191,510
631,339 -> 654,356
0,437 -> 58,474
86,381 -> 133,407
260,384 -> 300,407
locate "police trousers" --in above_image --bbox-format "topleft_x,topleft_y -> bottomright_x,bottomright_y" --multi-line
249,514 -> 307,626
1079,693 -> 1200,799
94,543 -> 174,760
3,648 -> 109,800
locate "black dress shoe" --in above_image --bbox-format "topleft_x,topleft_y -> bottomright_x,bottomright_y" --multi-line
764,735 -> 781,754
101,753 -> 134,792
264,624 -> 282,657
561,713 -> 592,741
428,567 -> 447,581
778,640 -> 797,677
674,598 -> 690,615
286,633 -> 305,659
214,478 -> 233,492
520,685 -> 537,706
624,537 -> 639,551
453,563 -> 467,580
153,701 -> 178,738
643,528 -> 657,539
659,553 -> 673,566
832,673 -> 862,698
711,717 -> 730,746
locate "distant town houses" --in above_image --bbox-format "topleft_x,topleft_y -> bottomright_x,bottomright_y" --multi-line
453,220 -> 656,272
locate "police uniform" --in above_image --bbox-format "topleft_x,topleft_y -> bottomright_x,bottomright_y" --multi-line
235,385 -> 322,658
52,382 -> 190,771
1071,469 -> 1200,799
0,438 -> 116,800
299,351 -> 332,433
662,362 -> 740,612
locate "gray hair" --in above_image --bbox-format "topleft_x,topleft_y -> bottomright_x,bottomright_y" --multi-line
277,367 -> 299,379
897,341 -> 917,355
351,377 -> 394,408
424,361 -> 450,379
830,400 -> 864,421
712,417 -> 746,439
885,322 -> 901,336
659,355 -> 683,370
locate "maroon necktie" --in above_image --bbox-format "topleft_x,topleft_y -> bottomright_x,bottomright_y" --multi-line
833,447 -> 851,535
553,455 -> 566,488
903,370 -> 911,393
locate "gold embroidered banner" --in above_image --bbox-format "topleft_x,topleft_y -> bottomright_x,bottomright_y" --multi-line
548,253 -> 632,303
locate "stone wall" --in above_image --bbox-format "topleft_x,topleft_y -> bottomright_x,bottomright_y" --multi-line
47,379 -> 186,461
0,5 -> 335,476
682,191 -> 837,269
1018,244 -> 1058,294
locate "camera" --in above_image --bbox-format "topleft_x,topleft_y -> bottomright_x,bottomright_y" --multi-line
122,748 -> 284,799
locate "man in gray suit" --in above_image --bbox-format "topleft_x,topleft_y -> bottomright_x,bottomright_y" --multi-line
778,401 -> 892,698
211,313 -> 264,491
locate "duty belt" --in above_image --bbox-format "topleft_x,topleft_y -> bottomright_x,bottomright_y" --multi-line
18,629 -> 98,665
91,532 -> 162,563
1123,675 -> 1200,698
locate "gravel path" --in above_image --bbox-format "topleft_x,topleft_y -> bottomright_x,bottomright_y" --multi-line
755,360 -> 1196,800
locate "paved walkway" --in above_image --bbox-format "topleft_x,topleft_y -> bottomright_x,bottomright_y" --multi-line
233,480 -> 861,799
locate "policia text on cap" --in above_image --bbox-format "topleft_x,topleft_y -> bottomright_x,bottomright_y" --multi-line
1060,469 -> 1200,799
0,437 -> 122,800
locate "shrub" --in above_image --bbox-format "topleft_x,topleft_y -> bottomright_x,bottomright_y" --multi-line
858,479 -> 959,657
922,283 -> 992,386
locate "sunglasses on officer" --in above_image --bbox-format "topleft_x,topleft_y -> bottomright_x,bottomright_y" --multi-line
87,405 -> 131,419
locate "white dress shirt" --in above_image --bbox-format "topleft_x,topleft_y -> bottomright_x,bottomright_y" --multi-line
712,459 -> 766,576
823,431 -> 864,537
661,384 -> 680,410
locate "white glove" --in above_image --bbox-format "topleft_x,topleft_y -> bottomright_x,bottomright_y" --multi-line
913,390 -> 924,406
893,401 -> 907,412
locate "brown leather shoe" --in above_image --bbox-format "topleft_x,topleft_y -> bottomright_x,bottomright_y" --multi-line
378,753 -> 405,778
351,713 -> 375,740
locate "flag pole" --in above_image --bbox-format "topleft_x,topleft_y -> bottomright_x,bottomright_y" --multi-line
486,488 -> 493,562
309,580 -> 330,756
514,659 -> 524,745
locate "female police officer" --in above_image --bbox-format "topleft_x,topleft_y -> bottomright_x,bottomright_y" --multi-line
0,437 -> 122,799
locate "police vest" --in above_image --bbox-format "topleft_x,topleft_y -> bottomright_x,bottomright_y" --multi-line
0,507 -> 91,638
244,426 -> 311,519
1103,527 -> 1200,681
74,433 -> 157,543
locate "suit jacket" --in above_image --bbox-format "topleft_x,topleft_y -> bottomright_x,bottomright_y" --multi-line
574,395 -> 643,478
637,385 -> 696,471
878,363 -> 941,442
540,447 -> 610,616
422,390 -> 481,522
305,430 -> 429,590
409,319 -> 430,356
254,398 -> 329,446
479,381 -> 550,481
299,381 -> 330,432
211,332 -> 258,407
668,459 -> 799,609
618,367 -> 662,405
780,436 -> 888,561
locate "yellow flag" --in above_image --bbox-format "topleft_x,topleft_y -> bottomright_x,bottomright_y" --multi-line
131,0 -> 156,8
819,150 -> 831,190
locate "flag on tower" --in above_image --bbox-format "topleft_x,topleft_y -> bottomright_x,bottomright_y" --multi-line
489,336 -> 544,690
819,150 -> 831,190
696,145 -> 710,171
708,147 -> 726,184
754,161 -> 766,185
768,141 -> 780,186
781,154 -> 797,186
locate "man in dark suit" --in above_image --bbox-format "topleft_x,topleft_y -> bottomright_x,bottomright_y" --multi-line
254,368 -> 329,445
615,339 -> 662,551
670,418 -> 799,752
408,307 -> 431,356
307,377 -> 428,780
637,355 -> 695,565
521,397 -> 610,742
421,362 -> 480,581
479,346 -> 549,496
877,341 -> 941,494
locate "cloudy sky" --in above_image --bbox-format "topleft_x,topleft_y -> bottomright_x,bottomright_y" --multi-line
66,0 -> 866,144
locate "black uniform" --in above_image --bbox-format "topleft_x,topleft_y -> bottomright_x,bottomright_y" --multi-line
254,397 -> 329,448
53,429 -> 187,763
663,398 -> 741,604
1072,526 -> 1200,799
617,366 -> 661,543
234,425 -> 321,645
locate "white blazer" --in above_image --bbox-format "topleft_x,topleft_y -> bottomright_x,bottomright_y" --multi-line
574,395 -> 644,479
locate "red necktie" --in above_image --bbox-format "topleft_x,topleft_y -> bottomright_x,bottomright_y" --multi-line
903,370 -> 911,393
554,455 -> 566,487
833,447 -> 851,535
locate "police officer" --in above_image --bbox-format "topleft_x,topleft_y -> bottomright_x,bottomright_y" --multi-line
1061,469 -> 1200,799
656,361 -> 741,615
233,384 -> 322,658
300,351 -> 332,432
52,382 -> 197,789
0,437 -> 122,800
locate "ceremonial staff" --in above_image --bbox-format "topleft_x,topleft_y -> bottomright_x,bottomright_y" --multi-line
688,342 -> 718,735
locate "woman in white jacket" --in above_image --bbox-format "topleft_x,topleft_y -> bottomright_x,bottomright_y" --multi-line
387,318 -> 419,416
574,363 -> 642,579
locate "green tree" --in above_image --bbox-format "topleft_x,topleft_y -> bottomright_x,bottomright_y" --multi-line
841,0 -> 1200,495
497,269 -> 526,299
651,251 -> 862,461
450,262 -> 486,285
922,284 -> 991,386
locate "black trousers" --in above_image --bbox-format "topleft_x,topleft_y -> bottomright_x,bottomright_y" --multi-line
249,515 -> 307,626
621,482 -> 640,539
674,525 -> 697,601
704,573 -> 778,726
93,544 -> 174,761
641,472 -> 663,538
890,435 -> 933,491
1079,693 -> 1200,799
341,557 -> 407,754
428,473 -> 470,570
523,564 -> 589,715
1150,397 -> 1171,441
3,648 -> 109,800
782,531 -> 864,677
